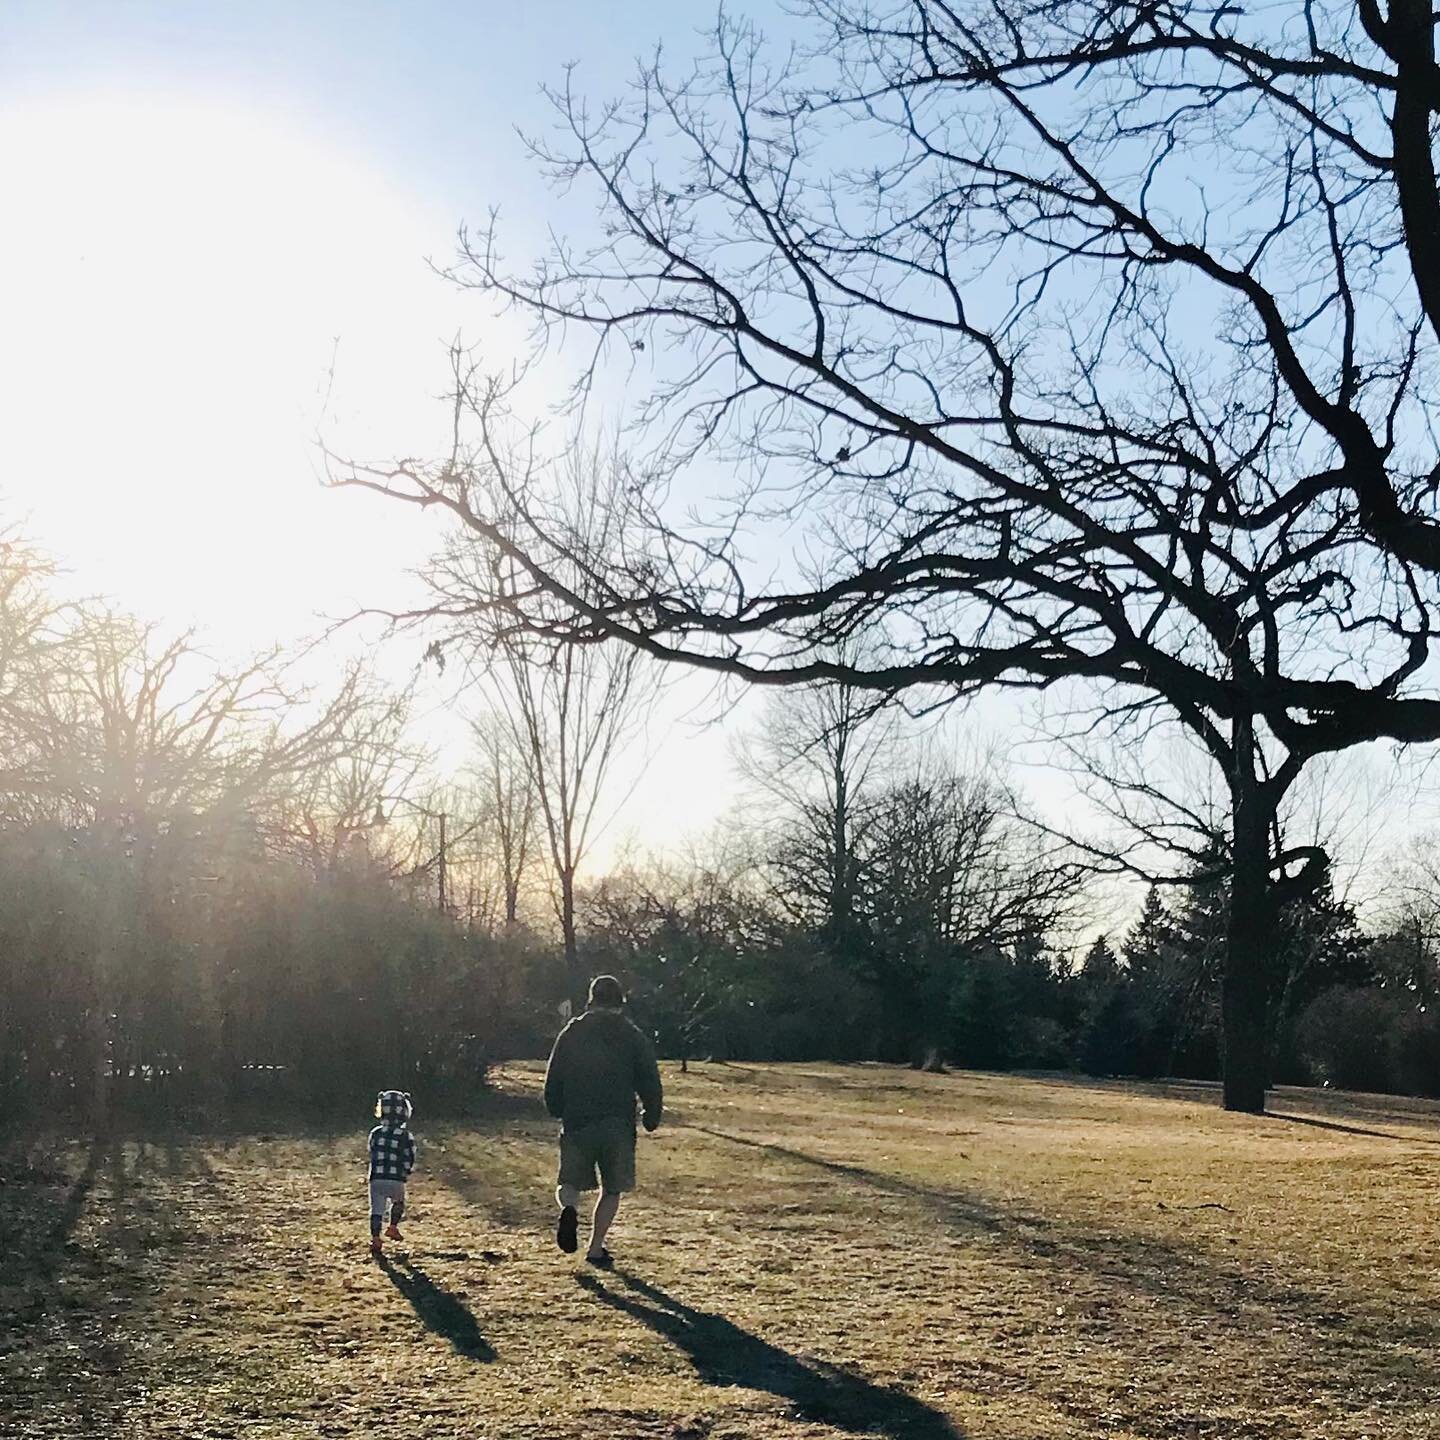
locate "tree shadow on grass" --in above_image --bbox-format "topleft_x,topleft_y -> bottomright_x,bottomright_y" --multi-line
1265,1111 -> 1440,1144
578,1270 -> 963,1440
51,1133 -> 106,1248
1,1132 -> 208,1357
426,1091 -> 558,1230
1010,1071 -> 1440,1135
690,1123 -> 1440,1400
377,1254 -> 496,1360
430,1140 -> 554,1230
686,1125 -> 1003,1237
0,1133 -> 108,1290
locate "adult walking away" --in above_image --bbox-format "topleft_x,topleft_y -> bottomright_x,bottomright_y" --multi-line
544,974 -> 663,1268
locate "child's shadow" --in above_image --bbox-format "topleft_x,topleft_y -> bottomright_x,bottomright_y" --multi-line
377,1254 -> 496,1361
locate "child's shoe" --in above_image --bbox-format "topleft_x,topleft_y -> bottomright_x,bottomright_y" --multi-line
371,1236 -> 383,1257
385,1224 -> 404,1242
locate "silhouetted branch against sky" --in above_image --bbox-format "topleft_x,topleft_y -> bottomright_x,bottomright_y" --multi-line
341,4 -> 1440,769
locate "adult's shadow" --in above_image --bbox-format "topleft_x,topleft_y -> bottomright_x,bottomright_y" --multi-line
577,1271 -> 962,1439
377,1254 -> 496,1361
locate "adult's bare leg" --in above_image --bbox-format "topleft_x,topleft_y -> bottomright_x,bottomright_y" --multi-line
587,1190 -> 620,1261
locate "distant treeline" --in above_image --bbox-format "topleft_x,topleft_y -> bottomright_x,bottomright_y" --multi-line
580,848 -> 1440,1100
0,542 -> 550,1123
3,540 -> 1439,1122
9,807 -> 1439,1122
0,819 -> 539,1120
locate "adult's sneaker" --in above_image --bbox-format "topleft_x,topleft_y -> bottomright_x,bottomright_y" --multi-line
556,1205 -> 579,1254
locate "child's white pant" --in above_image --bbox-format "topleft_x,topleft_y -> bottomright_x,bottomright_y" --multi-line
369,1178 -> 406,1219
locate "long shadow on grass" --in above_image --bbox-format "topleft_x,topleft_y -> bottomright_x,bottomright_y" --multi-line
51,1133 -> 107,1248
687,1125 -> 1004,1236
431,1134 -> 555,1229
691,1124 -> 1440,1400
3,1134 -> 216,1333
427,1088 -> 558,1229
0,1135 -> 235,1432
1266,1111 -> 1440,1145
0,1133 -> 108,1292
1011,1071 -> 1440,1137
579,1271 -> 963,1439
377,1254 -> 496,1360
0,1134 -> 110,1314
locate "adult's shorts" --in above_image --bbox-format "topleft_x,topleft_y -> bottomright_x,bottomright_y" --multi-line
557,1115 -> 637,1194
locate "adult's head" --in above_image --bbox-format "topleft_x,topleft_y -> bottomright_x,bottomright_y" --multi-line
587,974 -> 625,1010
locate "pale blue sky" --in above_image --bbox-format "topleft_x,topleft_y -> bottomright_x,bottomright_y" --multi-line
2,0 -> 733,291
3,2 -> 712,166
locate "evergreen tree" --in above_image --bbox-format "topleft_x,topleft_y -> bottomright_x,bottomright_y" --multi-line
1074,936 -> 1143,1077
1122,888 -> 1196,1078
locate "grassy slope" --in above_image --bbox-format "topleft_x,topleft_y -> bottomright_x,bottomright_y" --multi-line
3,1065 -> 1440,1439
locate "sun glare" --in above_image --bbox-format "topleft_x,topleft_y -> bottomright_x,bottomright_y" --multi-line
0,92 -> 456,647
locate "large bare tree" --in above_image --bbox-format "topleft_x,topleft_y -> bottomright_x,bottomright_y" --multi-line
340,1 -> 1440,1111
0,606 -> 383,836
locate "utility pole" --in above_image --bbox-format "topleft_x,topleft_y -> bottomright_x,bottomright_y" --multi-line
438,810 -> 447,916
370,797 -> 452,916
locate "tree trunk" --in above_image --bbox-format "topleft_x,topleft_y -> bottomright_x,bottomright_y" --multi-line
1221,907 -> 1271,1113
1222,735 -> 1276,1114
560,870 -> 583,1009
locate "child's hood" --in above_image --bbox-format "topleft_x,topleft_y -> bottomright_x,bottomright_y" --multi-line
376,1090 -> 413,1128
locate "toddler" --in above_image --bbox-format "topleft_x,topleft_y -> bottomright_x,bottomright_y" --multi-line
368,1089 -> 417,1255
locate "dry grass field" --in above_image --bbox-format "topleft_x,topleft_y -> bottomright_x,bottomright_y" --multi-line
4,1063 -> 1440,1439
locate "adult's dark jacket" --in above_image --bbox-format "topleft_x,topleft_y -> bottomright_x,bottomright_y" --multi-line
543,1007 -> 664,1132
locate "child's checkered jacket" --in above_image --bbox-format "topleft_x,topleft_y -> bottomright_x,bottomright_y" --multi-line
368,1091 -> 417,1181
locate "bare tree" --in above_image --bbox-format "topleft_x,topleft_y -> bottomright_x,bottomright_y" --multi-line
471,710 -> 538,928
584,837 -> 767,1069
0,604 -> 425,1120
268,674 -> 427,874
0,605 -> 387,837
339,3 -> 1440,1110
738,681 -> 1085,1059
340,425 -> 660,997
500,634 -> 652,1003
866,752 -> 1088,1061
